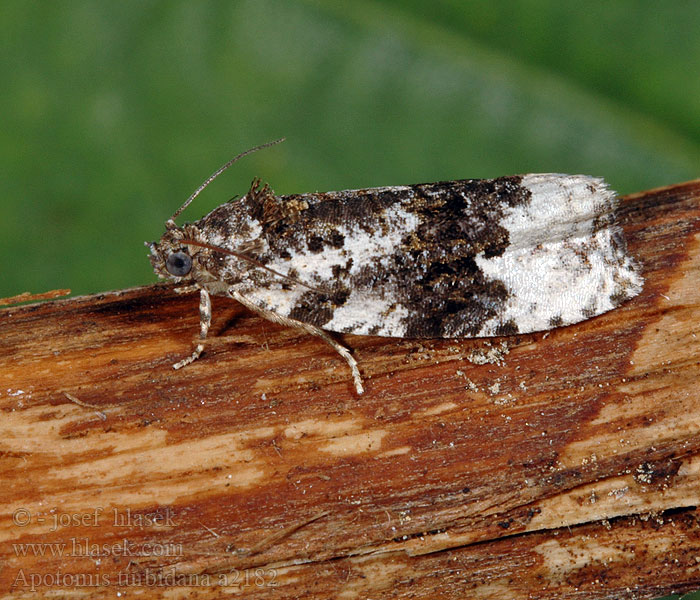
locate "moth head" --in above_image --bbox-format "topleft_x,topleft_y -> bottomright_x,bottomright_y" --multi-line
146,138 -> 285,284
146,229 -> 196,282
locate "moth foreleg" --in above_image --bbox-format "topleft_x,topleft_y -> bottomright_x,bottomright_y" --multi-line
173,287 -> 211,370
230,290 -> 364,394
173,284 -> 199,295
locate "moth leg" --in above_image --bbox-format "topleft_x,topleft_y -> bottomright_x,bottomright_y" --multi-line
173,287 -> 212,370
230,290 -> 364,395
174,284 -> 199,295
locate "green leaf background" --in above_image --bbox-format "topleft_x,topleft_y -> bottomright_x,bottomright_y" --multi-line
1,0 -> 699,301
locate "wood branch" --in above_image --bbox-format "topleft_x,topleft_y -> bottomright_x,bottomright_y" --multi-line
2,179 -> 700,598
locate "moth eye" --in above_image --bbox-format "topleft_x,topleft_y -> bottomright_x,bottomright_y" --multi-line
165,251 -> 192,277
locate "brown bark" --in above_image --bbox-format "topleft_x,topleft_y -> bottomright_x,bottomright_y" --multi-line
1,180 -> 700,598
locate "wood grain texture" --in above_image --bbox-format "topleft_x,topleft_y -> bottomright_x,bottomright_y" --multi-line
1,180 -> 700,598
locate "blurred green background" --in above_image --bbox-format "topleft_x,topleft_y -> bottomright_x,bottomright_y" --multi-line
1,0 -> 699,299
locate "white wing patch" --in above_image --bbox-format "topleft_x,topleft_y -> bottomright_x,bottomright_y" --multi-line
266,201 -> 421,283
474,174 -> 643,335
323,292 -> 410,335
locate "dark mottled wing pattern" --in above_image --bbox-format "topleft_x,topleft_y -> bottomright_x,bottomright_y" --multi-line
196,175 -> 643,339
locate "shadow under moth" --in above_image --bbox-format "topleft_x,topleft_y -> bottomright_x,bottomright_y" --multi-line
148,140 -> 643,394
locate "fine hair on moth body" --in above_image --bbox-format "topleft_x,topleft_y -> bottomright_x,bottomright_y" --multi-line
148,140 -> 643,395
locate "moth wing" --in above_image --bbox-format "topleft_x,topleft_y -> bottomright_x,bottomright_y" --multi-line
233,283 -> 411,337
242,175 -> 642,338
468,174 -> 643,336
245,184 -> 422,336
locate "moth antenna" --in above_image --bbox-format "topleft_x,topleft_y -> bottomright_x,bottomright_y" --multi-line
181,239 -> 327,295
167,138 -> 285,228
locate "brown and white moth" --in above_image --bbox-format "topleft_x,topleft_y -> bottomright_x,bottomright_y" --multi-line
148,140 -> 643,394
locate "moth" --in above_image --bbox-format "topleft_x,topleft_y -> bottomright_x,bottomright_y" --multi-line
148,140 -> 643,394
